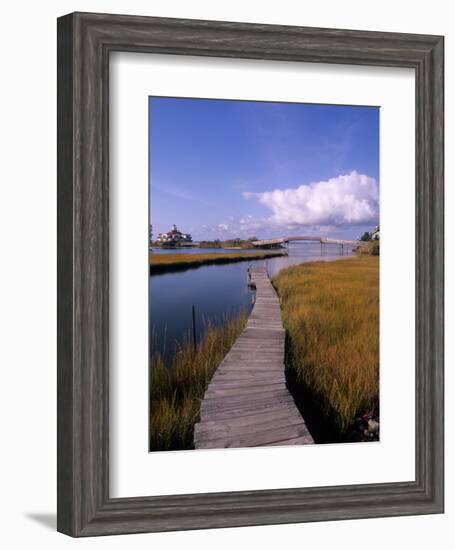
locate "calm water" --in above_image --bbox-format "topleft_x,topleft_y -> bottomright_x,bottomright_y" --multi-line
149,244 -> 352,366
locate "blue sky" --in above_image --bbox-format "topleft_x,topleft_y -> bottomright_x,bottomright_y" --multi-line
149,97 -> 379,241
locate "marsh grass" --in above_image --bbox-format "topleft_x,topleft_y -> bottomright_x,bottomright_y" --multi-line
274,256 -> 379,435
358,240 -> 380,256
149,250 -> 286,273
149,313 -> 248,451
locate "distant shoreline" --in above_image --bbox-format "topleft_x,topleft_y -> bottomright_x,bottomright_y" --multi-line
149,250 -> 288,273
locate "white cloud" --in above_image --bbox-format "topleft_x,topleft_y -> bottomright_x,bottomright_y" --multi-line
243,171 -> 378,227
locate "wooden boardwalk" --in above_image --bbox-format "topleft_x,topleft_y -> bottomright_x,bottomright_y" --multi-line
194,267 -> 313,449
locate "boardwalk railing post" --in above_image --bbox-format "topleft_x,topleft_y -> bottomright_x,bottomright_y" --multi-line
192,304 -> 197,352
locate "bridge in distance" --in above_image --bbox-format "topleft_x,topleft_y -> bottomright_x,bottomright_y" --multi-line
251,235 -> 365,249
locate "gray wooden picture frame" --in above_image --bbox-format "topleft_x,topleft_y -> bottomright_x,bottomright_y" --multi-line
57,12 -> 444,537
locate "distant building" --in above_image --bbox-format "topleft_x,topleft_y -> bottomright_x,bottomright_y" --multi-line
370,225 -> 380,240
157,224 -> 193,245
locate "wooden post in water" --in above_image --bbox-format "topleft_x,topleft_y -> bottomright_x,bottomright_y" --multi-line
192,304 -> 197,352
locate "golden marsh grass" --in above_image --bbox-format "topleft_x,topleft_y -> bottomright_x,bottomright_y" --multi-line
149,250 -> 286,273
274,256 -> 379,433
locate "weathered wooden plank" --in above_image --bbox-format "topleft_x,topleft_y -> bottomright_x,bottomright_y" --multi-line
205,384 -> 287,399
210,381 -> 286,389
212,364 -> 285,373
233,337 -> 285,343
214,368 -> 285,377
194,267 -> 314,448
194,418 -> 306,444
246,324 -> 284,330
216,359 -> 285,368
231,341 -> 284,348
196,424 -> 312,449
200,404 -> 297,423
194,409 -> 305,437
211,372 -> 285,383
244,326 -> 285,334
216,367 -> 284,375
216,361 -> 284,369
199,401 -> 301,423
221,352 -> 282,360
200,395 -> 295,415
208,378 -> 285,389
207,380 -> 285,389
219,352 -> 285,360
210,380 -> 286,388
226,358 -> 283,366
218,356 -> 284,363
201,390 -> 294,410
227,349 -> 284,354
234,333 -> 284,339
217,355 -> 283,365
213,363 -> 284,371
207,380 -> 285,391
